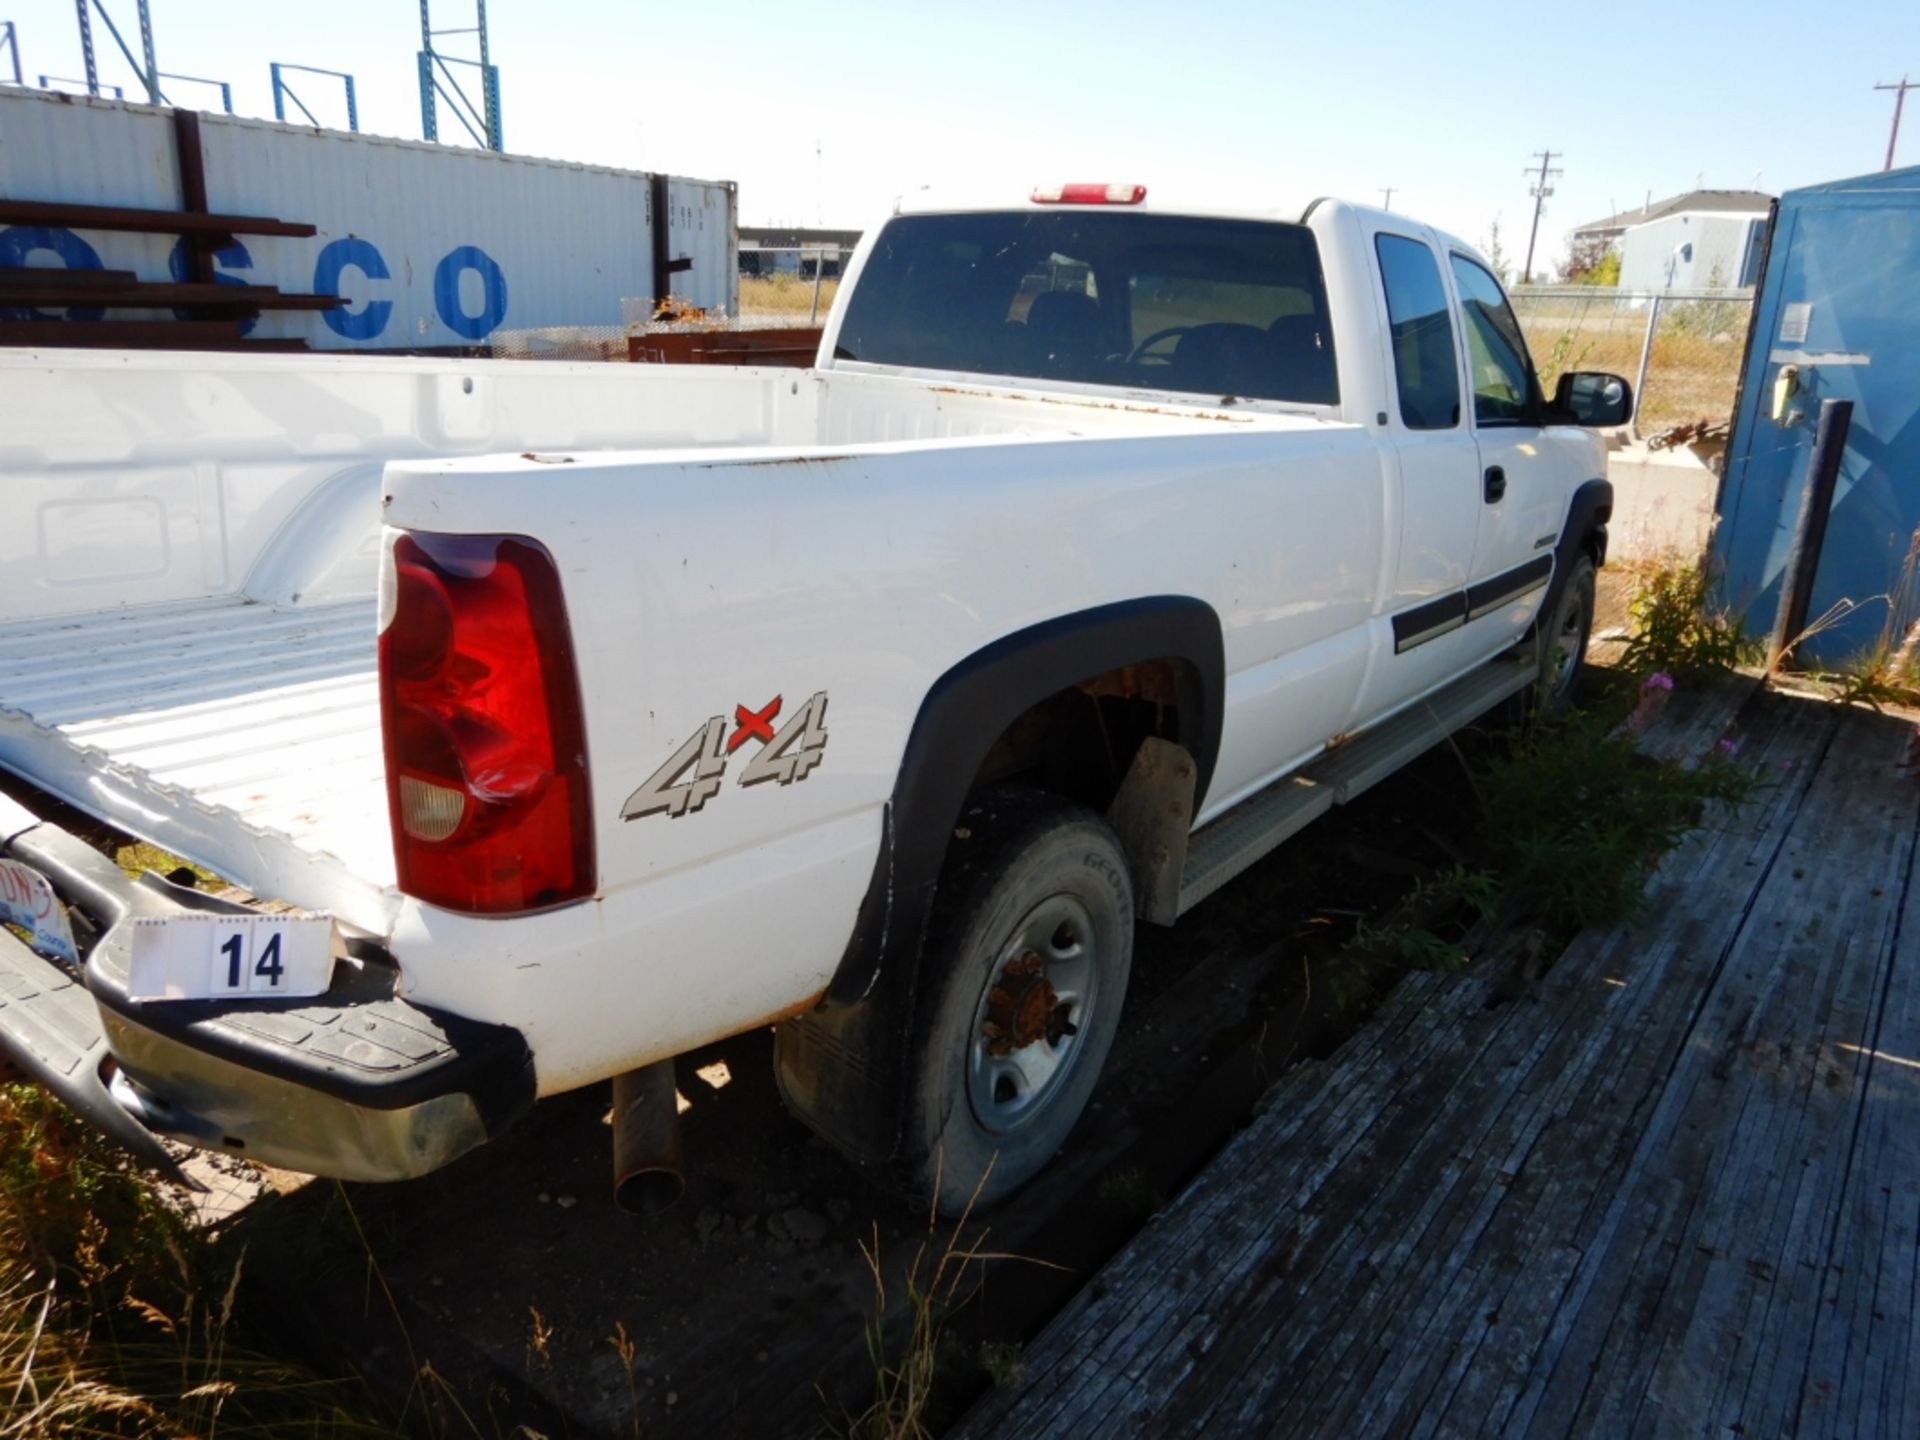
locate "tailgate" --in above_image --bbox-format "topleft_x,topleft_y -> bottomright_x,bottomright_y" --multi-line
0,596 -> 396,934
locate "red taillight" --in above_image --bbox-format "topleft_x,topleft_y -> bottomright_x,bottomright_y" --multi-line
1030,183 -> 1147,206
379,531 -> 595,915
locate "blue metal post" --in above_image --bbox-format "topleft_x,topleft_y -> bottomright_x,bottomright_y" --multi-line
85,1 -> 163,104
73,0 -> 97,95
1,22 -> 21,87
418,1 -> 504,151
476,0 -> 501,150
133,0 -> 156,104
270,62 -> 358,131
157,72 -> 232,111
417,0 -> 435,141
417,48 -> 436,141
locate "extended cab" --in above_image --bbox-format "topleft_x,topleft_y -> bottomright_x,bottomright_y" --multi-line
0,186 -> 1626,1212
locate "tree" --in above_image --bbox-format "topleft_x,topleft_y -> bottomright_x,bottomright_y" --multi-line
1561,232 -> 1619,286
1480,217 -> 1514,287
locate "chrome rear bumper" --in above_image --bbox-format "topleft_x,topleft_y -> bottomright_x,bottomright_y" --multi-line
0,790 -> 533,1183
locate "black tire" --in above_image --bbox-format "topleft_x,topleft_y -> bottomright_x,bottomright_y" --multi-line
903,787 -> 1133,1215
1533,553 -> 1596,716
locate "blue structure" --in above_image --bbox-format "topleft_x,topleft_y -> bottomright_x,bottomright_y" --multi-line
1713,165 -> 1920,664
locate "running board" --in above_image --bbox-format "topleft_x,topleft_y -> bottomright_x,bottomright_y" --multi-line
1176,657 -> 1534,915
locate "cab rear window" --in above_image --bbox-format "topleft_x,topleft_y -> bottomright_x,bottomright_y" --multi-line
835,212 -> 1338,406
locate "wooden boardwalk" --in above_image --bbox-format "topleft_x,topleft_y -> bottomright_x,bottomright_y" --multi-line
956,684 -> 1920,1438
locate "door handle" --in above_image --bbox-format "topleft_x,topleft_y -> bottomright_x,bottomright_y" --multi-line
1484,465 -> 1506,504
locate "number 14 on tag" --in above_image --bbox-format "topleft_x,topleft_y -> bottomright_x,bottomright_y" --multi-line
127,913 -> 334,1001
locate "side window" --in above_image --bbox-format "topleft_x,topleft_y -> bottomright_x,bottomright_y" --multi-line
1448,254 -> 1537,425
1375,235 -> 1460,430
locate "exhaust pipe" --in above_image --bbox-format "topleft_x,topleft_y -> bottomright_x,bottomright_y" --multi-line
611,1059 -> 685,1215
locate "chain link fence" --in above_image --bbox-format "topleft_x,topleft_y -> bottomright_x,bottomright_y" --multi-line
736,245 -> 850,328
488,246 -> 853,361
1511,286 -> 1755,439
488,324 -> 630,362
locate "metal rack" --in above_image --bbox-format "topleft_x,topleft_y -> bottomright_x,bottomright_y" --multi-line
418,1 -> 502,151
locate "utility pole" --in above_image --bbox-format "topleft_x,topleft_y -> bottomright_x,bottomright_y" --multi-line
1876,77 -> 1916,171
1522,149 -> 1562,284
1379,186 -> 1395,211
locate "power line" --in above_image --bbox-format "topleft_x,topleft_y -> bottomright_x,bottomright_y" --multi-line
1876,76 -> 1915,171
1522,149 -> 1562,284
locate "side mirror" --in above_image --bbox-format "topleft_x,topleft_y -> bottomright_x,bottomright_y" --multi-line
1553,370 -> 1633,428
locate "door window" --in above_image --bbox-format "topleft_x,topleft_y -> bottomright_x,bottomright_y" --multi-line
1375,235 -> 1460,430
1448,255 -> 1537,425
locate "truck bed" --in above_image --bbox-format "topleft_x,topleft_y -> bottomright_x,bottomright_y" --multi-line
0,596 -> 394,932
0,348 -> 1267,940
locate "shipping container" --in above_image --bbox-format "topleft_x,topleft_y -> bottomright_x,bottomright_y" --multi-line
0,86 -> 737,348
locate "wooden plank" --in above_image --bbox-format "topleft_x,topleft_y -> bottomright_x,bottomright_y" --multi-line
1493,696 -> 1841,1435
997,968 -> 1497,1428
989,975 -> 1484,1433
1213,920 -> 1679,1437
1252,691 -> 1830,1438
1808,735 -> 1920,1440
1013,695 -> 1820,1436
1690,709 -> 1912,1438
954,686 -> 1909,1440
0,198 -> 316,238
1540,697 -> 1887,1432
1713,708 -> 1920,1439
1828,870 -> 1920,1439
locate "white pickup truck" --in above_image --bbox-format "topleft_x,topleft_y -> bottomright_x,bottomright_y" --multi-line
0,186 -> 1627,1213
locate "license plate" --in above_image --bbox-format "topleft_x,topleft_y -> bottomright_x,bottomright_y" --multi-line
126,912 -> 335,1002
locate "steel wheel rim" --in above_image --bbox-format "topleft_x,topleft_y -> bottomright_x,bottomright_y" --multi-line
967,893 -> 1098,1136
1551,583 -> 1588,699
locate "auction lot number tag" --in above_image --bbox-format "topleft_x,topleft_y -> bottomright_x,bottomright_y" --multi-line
126,913 -> 334,1002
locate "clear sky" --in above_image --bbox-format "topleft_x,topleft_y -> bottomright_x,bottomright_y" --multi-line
6,0 -> 1915,276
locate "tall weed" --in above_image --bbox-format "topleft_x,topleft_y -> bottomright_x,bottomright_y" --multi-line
0,1084 -> 398,1438
1478,706 -> 1755,930
1619,559 -> 1758,679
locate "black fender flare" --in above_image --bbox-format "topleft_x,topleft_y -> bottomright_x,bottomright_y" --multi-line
824,595 -> 1224,1008
1535,478 -> 1613,635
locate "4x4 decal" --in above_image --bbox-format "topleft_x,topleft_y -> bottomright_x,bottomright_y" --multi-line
622,691 -> 829,821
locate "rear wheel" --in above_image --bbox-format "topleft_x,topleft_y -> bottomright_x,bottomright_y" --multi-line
903,788 -> 1133,1214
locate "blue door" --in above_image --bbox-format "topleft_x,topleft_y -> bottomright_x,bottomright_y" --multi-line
1715,172 -> 1920,665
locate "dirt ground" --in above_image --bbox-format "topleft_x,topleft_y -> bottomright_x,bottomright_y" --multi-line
234,727 -> 1498,1439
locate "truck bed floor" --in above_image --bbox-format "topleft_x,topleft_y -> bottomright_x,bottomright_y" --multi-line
0,597 -> 395,931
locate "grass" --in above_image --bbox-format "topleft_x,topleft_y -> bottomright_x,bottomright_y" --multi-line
738,273 -> 838,319
114,843 -> 223,890
1791,527 -> 1920,711
1617,556 -> 1761,680
0,1084 -> 400,1439
1516,295 -> 1746,433
829,1159 -> 1060,1440
1476,701 -> 1757,932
